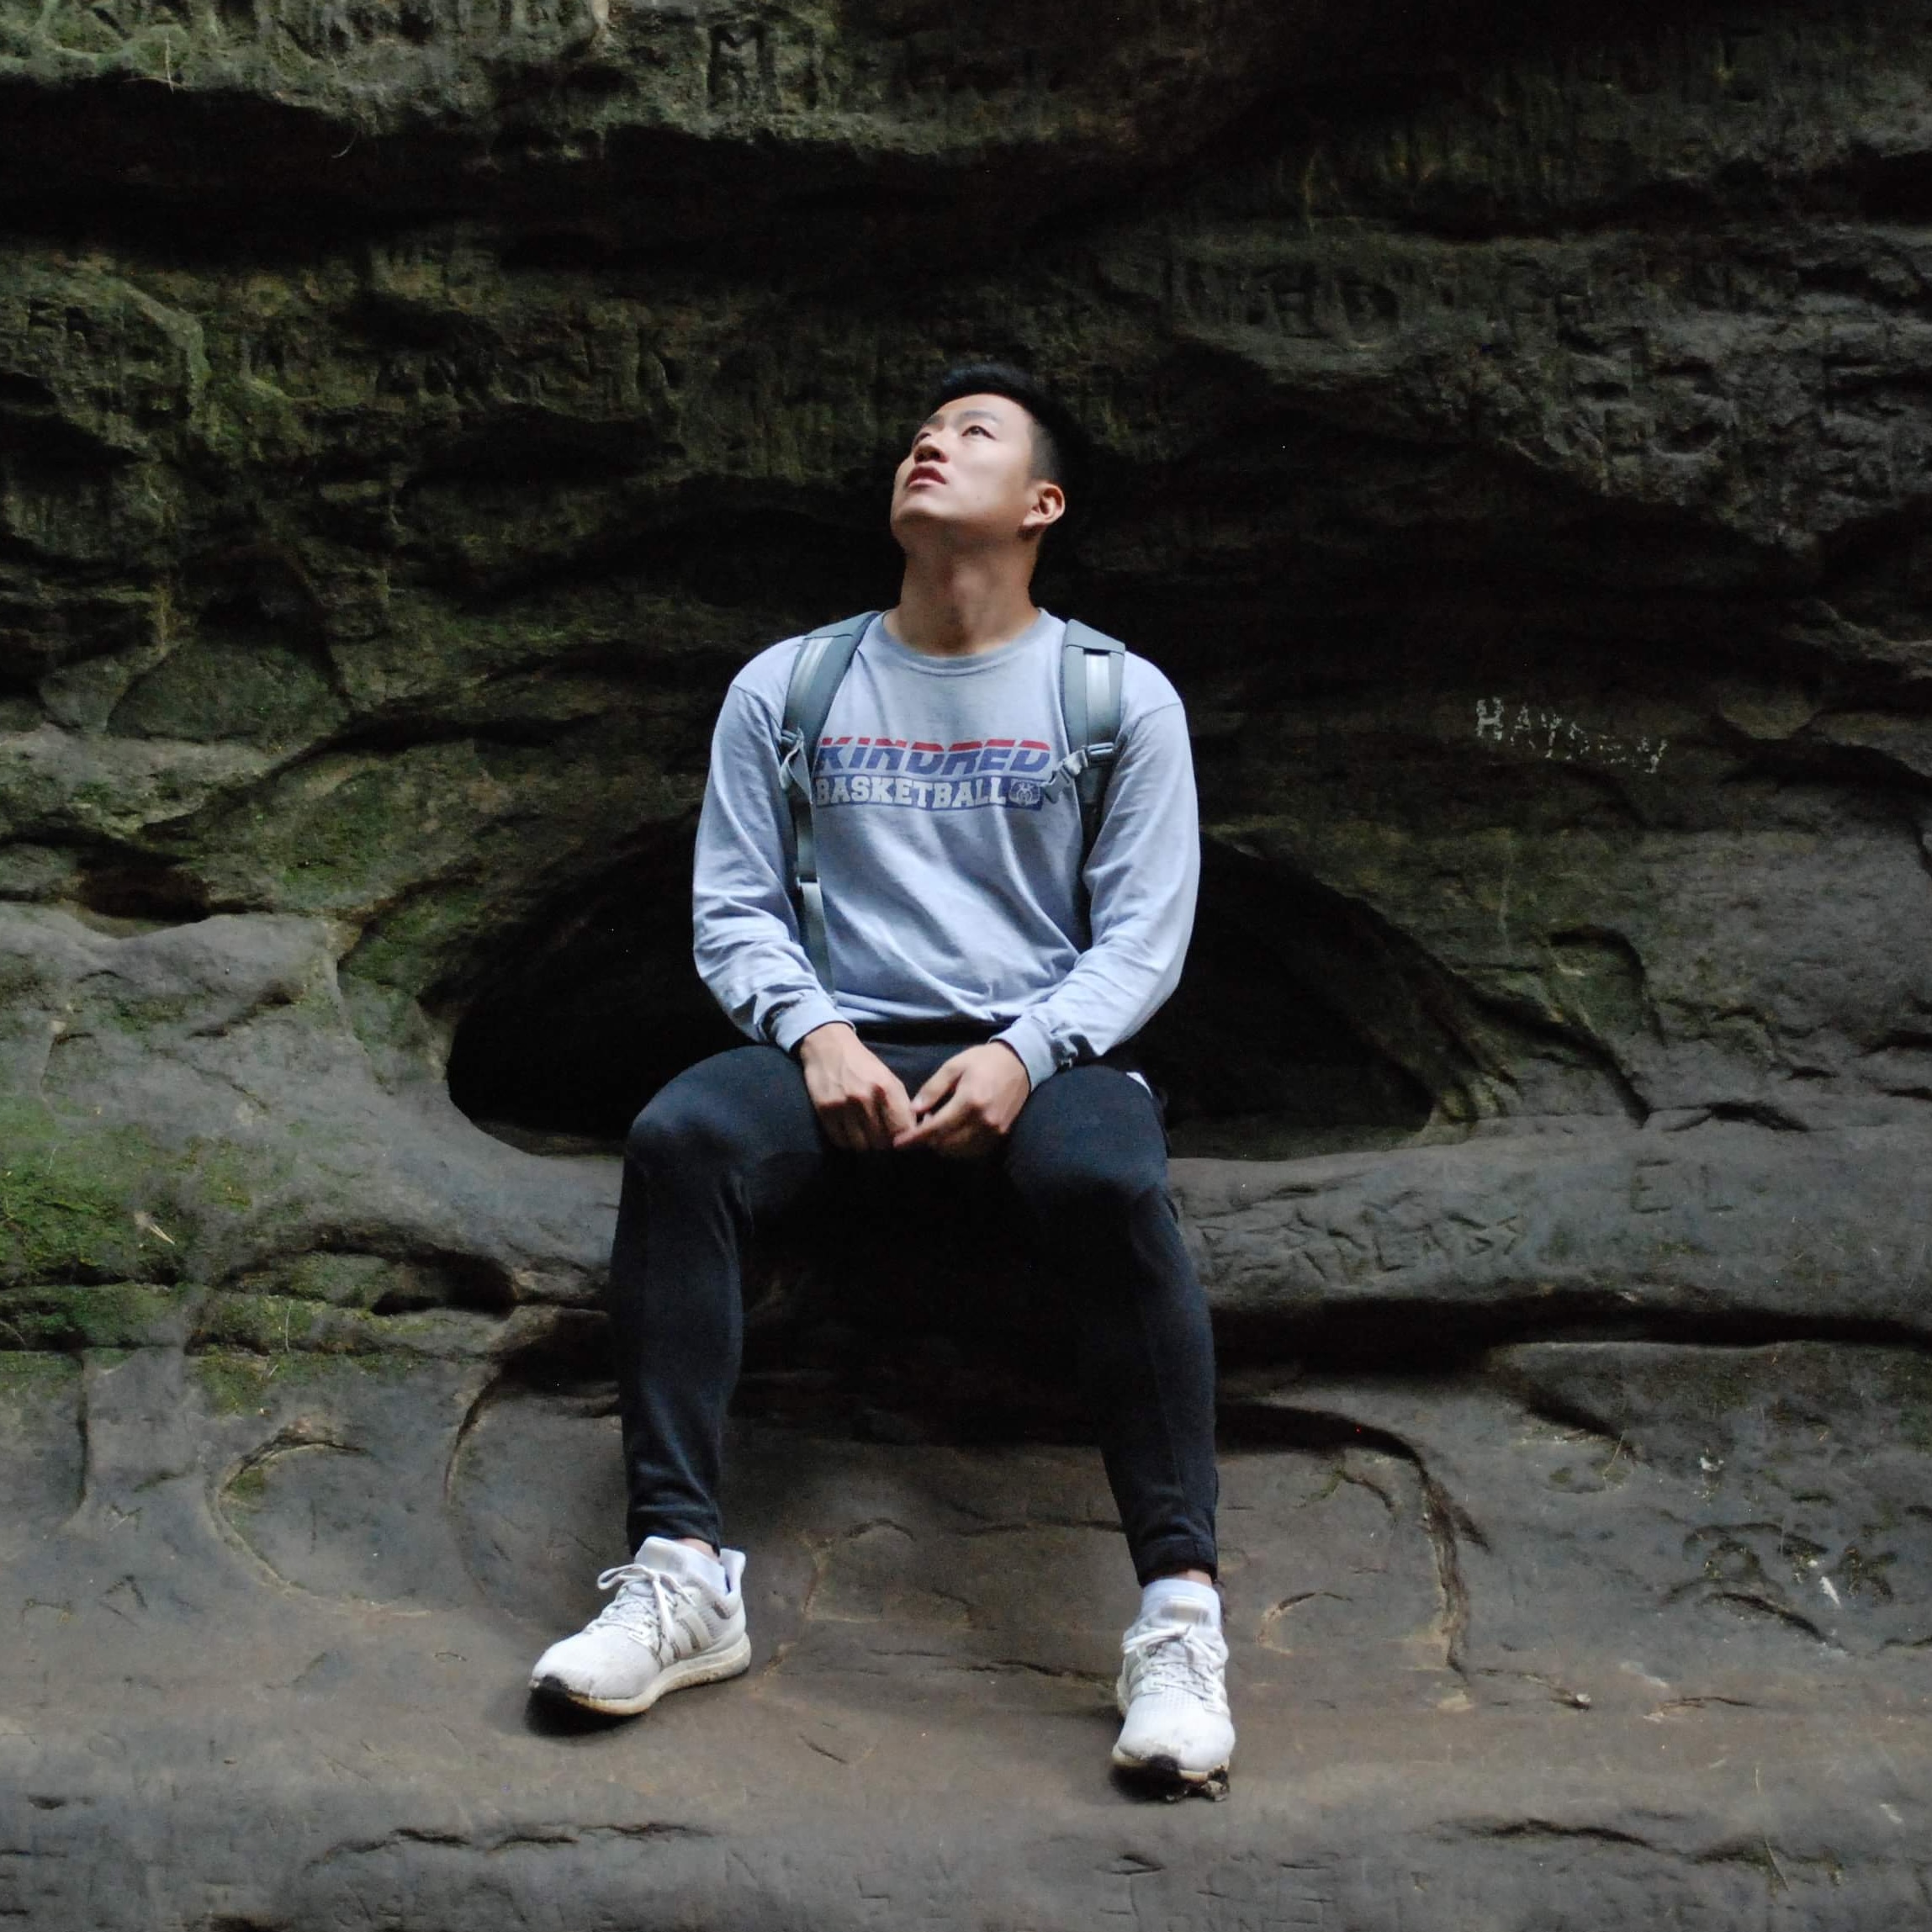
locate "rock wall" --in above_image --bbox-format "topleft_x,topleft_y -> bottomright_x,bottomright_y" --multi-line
7,3 -> 1932,1925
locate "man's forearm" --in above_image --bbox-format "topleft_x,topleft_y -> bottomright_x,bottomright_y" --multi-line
692,683 -> 846,1047
993,701 -> 1199,1083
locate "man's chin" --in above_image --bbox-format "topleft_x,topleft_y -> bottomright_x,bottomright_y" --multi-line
893,501 -> 1003,547
891,500 -> 959,543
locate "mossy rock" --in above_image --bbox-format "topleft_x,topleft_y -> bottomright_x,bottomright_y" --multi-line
0,1103 -> 175,1287
0,1282 -> 182,1351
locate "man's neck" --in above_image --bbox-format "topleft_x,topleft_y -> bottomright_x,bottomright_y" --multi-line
887,552 -> 1040,659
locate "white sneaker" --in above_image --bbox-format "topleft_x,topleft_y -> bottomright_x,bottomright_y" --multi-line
1112,1596 -> 1235,1791
529,1536 -> 751,1717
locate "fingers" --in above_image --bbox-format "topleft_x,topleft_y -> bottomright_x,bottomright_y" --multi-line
829,1087 -> 891,1152
802,1032 -> 918,1152
893,1089 -> 989,1157
818,1101 -> 863,1153
828,1076 -> 913,1151
812,1042 -> 1012,1157
892,1099 -> 950,1151
857,1076 -> 910,1150
877,1075 -> 917,1143
896,1049 -> 1024,1157
909,1056 -> 965,1120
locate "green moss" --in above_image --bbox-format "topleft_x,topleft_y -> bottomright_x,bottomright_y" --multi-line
195,1292 -> 325,1354
193,373 -> 314,468
178,1135 -> 285,1216
189,1345 -> 420,1421
191,1351 -> 276,1416
0,1101 -> 170,1286
191,1289 -> 500,1364
226,1461 -> 267,1508
233,1252 -> 395,1308
0,1284 -> 178,1350
0,1352 -> 83,1393
336,973 -> 452,1078
112,633 -> 345,749
244,748 -> 480,914
95,993 -> 198,1035
344,881 -> 492,987
0,1102 -> 314,1290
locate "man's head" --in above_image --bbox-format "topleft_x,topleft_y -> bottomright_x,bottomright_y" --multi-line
890,362 -> 1074,558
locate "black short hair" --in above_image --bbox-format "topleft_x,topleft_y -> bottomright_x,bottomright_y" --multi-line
924,361 -> 1081,493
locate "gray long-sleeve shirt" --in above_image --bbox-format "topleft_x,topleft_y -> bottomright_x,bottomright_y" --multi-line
691,610 -> 1199,1088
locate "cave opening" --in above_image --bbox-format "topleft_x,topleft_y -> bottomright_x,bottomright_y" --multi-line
445,838 -> 1448,1434
445,839 -> 1442,1162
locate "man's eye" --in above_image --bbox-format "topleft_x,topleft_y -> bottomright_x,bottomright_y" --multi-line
965,424 -> 990,437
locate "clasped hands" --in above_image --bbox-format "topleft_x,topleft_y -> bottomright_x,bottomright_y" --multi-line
797,1023 -> 1030,1159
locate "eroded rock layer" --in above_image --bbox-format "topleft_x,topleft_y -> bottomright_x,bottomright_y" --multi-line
6,3 -> 1932,1924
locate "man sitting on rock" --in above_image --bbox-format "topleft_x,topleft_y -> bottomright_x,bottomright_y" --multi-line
530,363 -> 1231,1791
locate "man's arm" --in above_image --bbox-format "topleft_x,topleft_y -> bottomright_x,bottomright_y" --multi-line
897,692 -> 1199,1158
692,679 -> 849,1054
692,677 -> 914,1151
991,694 -> 1199,1087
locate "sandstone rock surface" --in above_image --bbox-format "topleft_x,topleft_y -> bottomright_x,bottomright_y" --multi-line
7,3 -> 1932,1924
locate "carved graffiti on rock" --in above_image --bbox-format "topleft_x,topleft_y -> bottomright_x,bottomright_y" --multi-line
1477,698 -> 1668,774
1200,1190 -> 1527,1296
1630,1161 -> 1737,1216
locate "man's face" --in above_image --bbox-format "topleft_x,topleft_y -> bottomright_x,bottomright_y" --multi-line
890,392 -> 1064,550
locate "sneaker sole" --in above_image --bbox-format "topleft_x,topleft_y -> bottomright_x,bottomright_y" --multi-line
1109,1743 -> 1231,1781
1110,1745 -> 1232,1800
530,1632 -> 752,1718
1112,1681 -> 1231,1792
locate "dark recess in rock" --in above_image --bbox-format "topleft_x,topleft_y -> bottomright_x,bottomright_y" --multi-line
444,835 -> 1440,1154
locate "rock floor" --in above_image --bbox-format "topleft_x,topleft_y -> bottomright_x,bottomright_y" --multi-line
7,1381 -> 1930,1930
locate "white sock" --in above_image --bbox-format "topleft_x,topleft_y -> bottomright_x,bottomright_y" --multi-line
643,1536 -> 728,1600
1138,1575 -> 1220,1628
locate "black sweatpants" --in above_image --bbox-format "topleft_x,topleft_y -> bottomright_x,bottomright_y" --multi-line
607,1039 -> 1219,1584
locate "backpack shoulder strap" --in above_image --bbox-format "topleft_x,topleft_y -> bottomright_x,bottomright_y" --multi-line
1059,618 -> 1127,860
778,611 -> 877,990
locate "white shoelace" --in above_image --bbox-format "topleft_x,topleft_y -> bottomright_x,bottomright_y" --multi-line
591,1562 -> 703,1664
1122,1619 -> 1231,1712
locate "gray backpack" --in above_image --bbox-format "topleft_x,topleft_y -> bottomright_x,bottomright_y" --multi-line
775,612 -> 1126,990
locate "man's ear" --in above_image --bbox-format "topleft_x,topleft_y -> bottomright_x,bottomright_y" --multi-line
1022,479 -> 1066,537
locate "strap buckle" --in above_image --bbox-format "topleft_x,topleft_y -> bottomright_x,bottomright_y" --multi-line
776,725 -> 812,795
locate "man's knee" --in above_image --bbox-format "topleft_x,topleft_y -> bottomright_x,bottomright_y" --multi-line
1009,1133 -> 1168,1226
624,1049 -> 795,1174
1009,1070 -> 1169,1221
1030,1162 -> 1170,1232
625,1085 -> 708,1172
